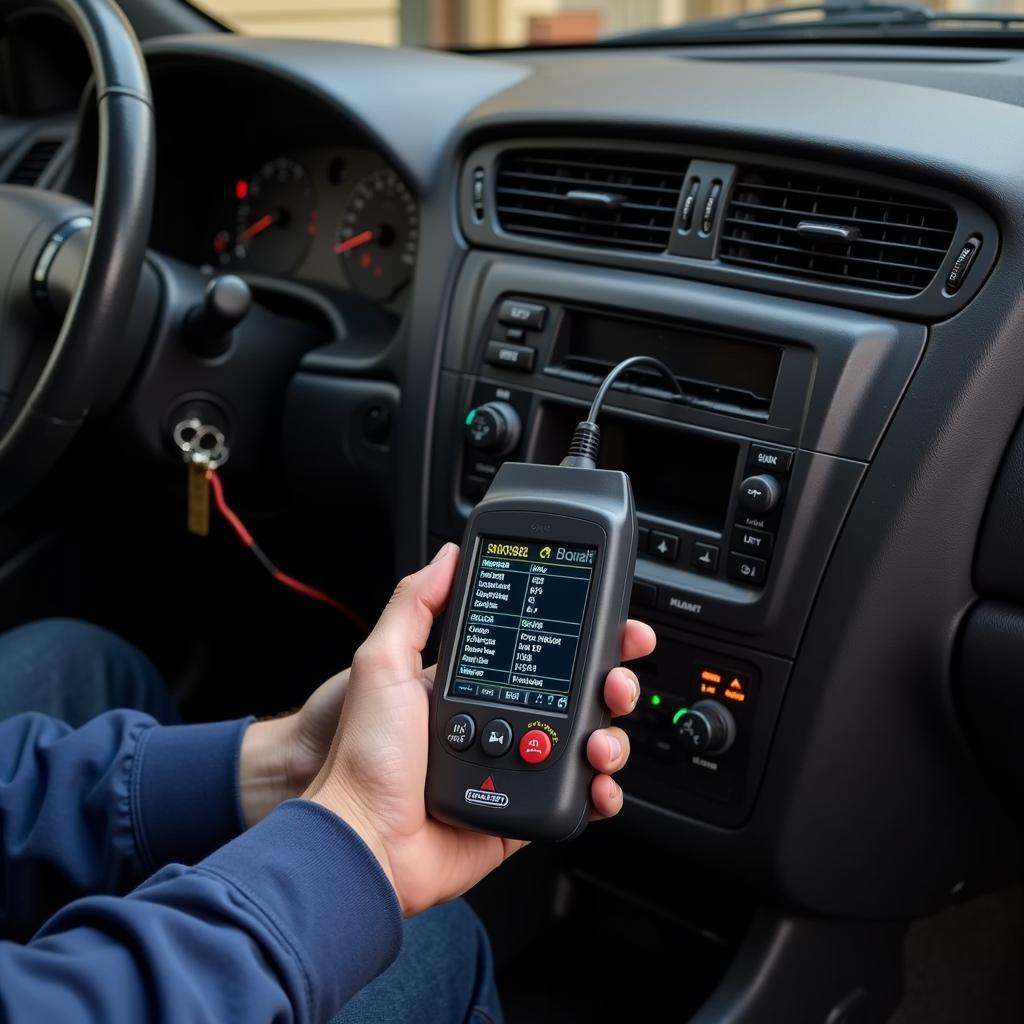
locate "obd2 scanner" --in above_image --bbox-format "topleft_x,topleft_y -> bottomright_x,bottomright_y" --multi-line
426,357 -> 680,841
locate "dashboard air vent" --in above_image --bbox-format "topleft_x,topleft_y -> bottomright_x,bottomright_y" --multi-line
7,138 -> 63,186
495,148 -> 686,253
720,169 -> 957,295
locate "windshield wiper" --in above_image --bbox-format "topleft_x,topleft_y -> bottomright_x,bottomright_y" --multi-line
599,1 -> 1014,44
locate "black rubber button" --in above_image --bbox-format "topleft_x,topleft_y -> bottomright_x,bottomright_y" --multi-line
727,552 -> 768,586
444,713 -> 476,752
481,718 -> 514,757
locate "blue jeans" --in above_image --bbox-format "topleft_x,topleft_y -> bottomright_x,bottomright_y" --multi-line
0,618 -> 503,1024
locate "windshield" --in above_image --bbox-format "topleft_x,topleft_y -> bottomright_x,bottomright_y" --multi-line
191,0 -> 1024,49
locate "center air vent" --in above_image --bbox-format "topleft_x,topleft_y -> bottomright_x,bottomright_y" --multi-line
495,148 -> 686,253
720,169 -> 957,295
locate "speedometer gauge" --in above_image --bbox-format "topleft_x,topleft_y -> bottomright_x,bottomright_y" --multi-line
334,169 -> 418,303
232,158 -> 316,275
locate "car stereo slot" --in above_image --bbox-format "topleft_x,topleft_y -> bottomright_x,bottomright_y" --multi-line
531,402 -> 740,533
546,306 -> 782,422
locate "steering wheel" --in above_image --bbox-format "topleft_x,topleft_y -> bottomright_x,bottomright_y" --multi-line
0,0 -> 152,509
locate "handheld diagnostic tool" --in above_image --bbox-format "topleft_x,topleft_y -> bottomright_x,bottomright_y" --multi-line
427,356 -> 681,841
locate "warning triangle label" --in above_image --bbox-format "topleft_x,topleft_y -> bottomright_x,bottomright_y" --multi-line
480,776 -> 496,791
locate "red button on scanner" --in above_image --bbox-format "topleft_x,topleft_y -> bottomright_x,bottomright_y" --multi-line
519,729 -> 552,764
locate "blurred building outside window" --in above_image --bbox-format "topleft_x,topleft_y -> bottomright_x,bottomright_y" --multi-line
194,0 -> 1021,49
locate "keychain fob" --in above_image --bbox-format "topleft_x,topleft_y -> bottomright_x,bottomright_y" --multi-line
426,461 -> 636,842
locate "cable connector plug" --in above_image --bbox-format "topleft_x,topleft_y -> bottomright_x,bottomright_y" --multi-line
560,420 -> 601,470
559,354 -> 682,469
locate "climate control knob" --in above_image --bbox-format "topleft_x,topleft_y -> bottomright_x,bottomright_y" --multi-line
676,700 -> 736,757
737,474 -> 782,514
464,401 -> 521,456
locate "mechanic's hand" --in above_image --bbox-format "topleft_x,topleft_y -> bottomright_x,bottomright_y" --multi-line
239,668 -> 352,828
302,542 -> 655,917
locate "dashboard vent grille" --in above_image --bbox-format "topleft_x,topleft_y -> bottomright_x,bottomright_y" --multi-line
495,148 -> 686,252
7,138 -> 63,186
720,169 -> 957,295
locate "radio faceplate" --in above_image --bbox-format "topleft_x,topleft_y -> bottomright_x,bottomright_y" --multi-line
429,253 -> 924,825
444,373 -> 863,658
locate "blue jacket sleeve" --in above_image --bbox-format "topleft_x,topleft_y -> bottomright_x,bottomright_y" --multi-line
0,710 -> 250,941
0,801 -> 404,1024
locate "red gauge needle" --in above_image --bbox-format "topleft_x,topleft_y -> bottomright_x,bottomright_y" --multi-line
334,229 -> 374,254
242,213 -> 276,241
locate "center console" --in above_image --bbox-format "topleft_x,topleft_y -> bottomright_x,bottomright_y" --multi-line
430,251 -> 925,827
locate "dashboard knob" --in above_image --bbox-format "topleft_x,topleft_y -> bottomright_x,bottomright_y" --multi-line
676,699 -> 736,757
185,274 -> 252,357
464,401 -> 521,456
737,474 -> 782,514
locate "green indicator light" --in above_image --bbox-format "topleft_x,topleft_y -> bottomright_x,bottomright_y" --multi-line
465,409 -> 477,426
650,694 -> 661,707
673,707 -> 689,725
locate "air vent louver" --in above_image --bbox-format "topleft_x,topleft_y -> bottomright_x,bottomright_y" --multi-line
7,138 -> 63,186
495,148 -> 686,253
720,169 -> 957,295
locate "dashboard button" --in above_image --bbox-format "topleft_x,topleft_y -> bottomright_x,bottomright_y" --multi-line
519,729 -> 552,764
727,552 -> 768,586
701,181 -> 723,235
638,526 -> 650,553
631,580 -> 657,608
678,178 -> 701,232
445,714 -> 476,751
472,168 -> 485,220
737,475 -> 782,514
464,401 -> 522,456
485,341 -> 535,372
731,526 -> 773,556
499,300 -> 547,331
649,530 -> 679,561
691,542 -> 719,573
746,445 -> 793,475
677,700 -> 736,757
946,237 -> 981,294
481,719 -> 513,757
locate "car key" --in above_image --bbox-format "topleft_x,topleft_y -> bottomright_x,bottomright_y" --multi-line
173,418 -> 229,538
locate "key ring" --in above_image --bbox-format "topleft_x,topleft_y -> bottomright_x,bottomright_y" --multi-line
172,417 -> 230,469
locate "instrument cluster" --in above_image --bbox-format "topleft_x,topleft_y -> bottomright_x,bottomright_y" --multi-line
192,147 -> 418,311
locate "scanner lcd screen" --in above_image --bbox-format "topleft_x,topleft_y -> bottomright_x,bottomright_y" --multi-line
446,537 -> 597,715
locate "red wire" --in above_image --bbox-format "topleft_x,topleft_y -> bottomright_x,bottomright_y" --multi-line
207,469 -> 253,547
206,468 -> 370,636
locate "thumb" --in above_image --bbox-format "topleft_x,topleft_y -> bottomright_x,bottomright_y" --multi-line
355,543 -> 460,680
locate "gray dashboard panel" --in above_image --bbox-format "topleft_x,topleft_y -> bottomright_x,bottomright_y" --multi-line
142,35 -> 530,191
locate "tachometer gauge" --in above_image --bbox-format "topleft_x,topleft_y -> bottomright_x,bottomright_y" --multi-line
232,158 -> 316,275
334,169 -> 417,303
